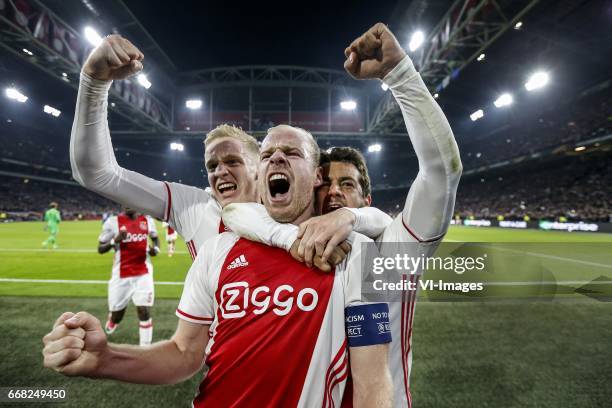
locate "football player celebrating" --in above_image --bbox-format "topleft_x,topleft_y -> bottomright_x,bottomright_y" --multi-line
222,23 -> 462,407
98,208 -> 159,346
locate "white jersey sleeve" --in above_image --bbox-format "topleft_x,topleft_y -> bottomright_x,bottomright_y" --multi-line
221,203 -> 298,251
382,55 -> 462,243
176,238 -> 217,325
99,216 -> 118,243
70,73 -> 169,221
165,183 -> 218,242
343,207 -> 393,238
340,232 -> 372,306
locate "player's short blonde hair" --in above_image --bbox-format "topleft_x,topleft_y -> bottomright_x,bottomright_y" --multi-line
267,124 -> 320,168
204,124 -> 259,159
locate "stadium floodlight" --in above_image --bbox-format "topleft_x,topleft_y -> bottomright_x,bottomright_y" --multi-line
408,31 -> 424,52
5,88 -> 28,103
574,146 -> 586,152
368,143 -> 382,153
524,71 -> 549,91
43,105 -> 61,117
494,93 -> 513,108
381,83 -> 389,91
62,72 -> 68,77
514,21 -> 523,30
84,26 -> 102,46
186,99 -> 202,110
477,53 -> 485,62
22,48 -> 33,56
470,109 -> 484,121
170,142 -> 184,152
433,93 -> 439,99
340,100 -> 357,110
137,74 -> 151,89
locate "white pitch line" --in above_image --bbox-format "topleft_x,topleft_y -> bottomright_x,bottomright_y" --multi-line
0,278 -> 183,286
1,278 -> 610,287
440,241 -> 612,269
0,248 -> 188,254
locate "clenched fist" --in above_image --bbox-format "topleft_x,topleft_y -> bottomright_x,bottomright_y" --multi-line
42,311 -> 108,377
83,35 -> 144,81
344,22 -> 406,80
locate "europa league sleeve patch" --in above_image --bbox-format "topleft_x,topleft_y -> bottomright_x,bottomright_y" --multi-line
345,303 -> 392,347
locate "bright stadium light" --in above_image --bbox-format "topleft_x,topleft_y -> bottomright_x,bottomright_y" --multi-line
381,83 -> 389,91
525,71 -> 549,91
340,100 -> 357,110
137,73 -> 151,89
574,146 -> 586,152
186,99 -> 202,110
84,26 -> 102,46
494,93 -> 513,108
170,142 -> 184,152
470,109 -> 484,121
22,48 -> 33,56
408,31 -> 424,52
368,143 -> 382,153
43,105 -> 61,117
5,88 -> 28,103
514,21 -> 523,30
477,53 -> 485,62
433,93 -> 439,99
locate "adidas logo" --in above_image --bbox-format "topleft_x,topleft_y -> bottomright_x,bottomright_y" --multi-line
227,254 -> 249,270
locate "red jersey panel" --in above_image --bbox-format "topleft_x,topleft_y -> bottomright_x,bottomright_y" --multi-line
117,214 -> 150,278
194,238 -> 334,407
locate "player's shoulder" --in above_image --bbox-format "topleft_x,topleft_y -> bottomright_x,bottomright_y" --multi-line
197,231 -> 240,262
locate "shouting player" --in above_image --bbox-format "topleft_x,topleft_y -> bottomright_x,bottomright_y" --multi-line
98,208 -> 159,346
43,126 -> 393,407
222,23 -> 462,407
42,202 -> 61,249
69,35 -> 388,271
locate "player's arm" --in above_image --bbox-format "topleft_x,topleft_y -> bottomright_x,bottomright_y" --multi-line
342,233 -> 393,407
147,217 -> 160,256
42,311 -> 209,384
70,35 -> 168,219
346,23 -> 462,241
97,218 -> 124,254
221,203 -> 350,271
295,207 -> 393,264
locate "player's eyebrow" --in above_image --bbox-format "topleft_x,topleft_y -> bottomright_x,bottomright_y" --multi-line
261,145 -> 303,157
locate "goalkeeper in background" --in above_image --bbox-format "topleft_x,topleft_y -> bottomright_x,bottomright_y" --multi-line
42,202 -> 61,249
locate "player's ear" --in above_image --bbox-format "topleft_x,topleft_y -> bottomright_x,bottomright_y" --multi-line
364,194 -> 372,207
313,166 -> 323,189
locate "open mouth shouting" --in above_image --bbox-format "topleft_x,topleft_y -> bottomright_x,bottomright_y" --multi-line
216,181 -> 238,198
267,172 -> 291,204
323,198 -> 345,214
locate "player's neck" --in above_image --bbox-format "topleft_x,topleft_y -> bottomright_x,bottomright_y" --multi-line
290,201 -> 316,226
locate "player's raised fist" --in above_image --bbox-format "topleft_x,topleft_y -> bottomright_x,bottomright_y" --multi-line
344,22 -> 406,80
42,311 -> 108,377
83,35 -> 144,81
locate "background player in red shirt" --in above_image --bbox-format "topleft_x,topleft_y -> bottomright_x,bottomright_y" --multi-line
98,208 -> 160,346
162,222 -> 178,257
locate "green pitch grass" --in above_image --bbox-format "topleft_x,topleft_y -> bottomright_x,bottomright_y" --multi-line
1,221 -> 611,407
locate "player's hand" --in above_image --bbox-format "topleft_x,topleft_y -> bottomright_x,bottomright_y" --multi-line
42,311 -> 108,376
344,22 -> 406,80
83,35 -> 144,81
296,209 -> 356,266
290,240 -> 351,272
116,226 -> 128,242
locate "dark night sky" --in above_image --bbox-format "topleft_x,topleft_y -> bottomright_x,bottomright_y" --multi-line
125,0 -> 400,71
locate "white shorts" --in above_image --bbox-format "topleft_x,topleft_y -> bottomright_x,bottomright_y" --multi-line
108,273 -> 155,311
166,232 -> 178,243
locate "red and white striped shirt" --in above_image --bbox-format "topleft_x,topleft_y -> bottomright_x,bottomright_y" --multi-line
177,232 -> 371,407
